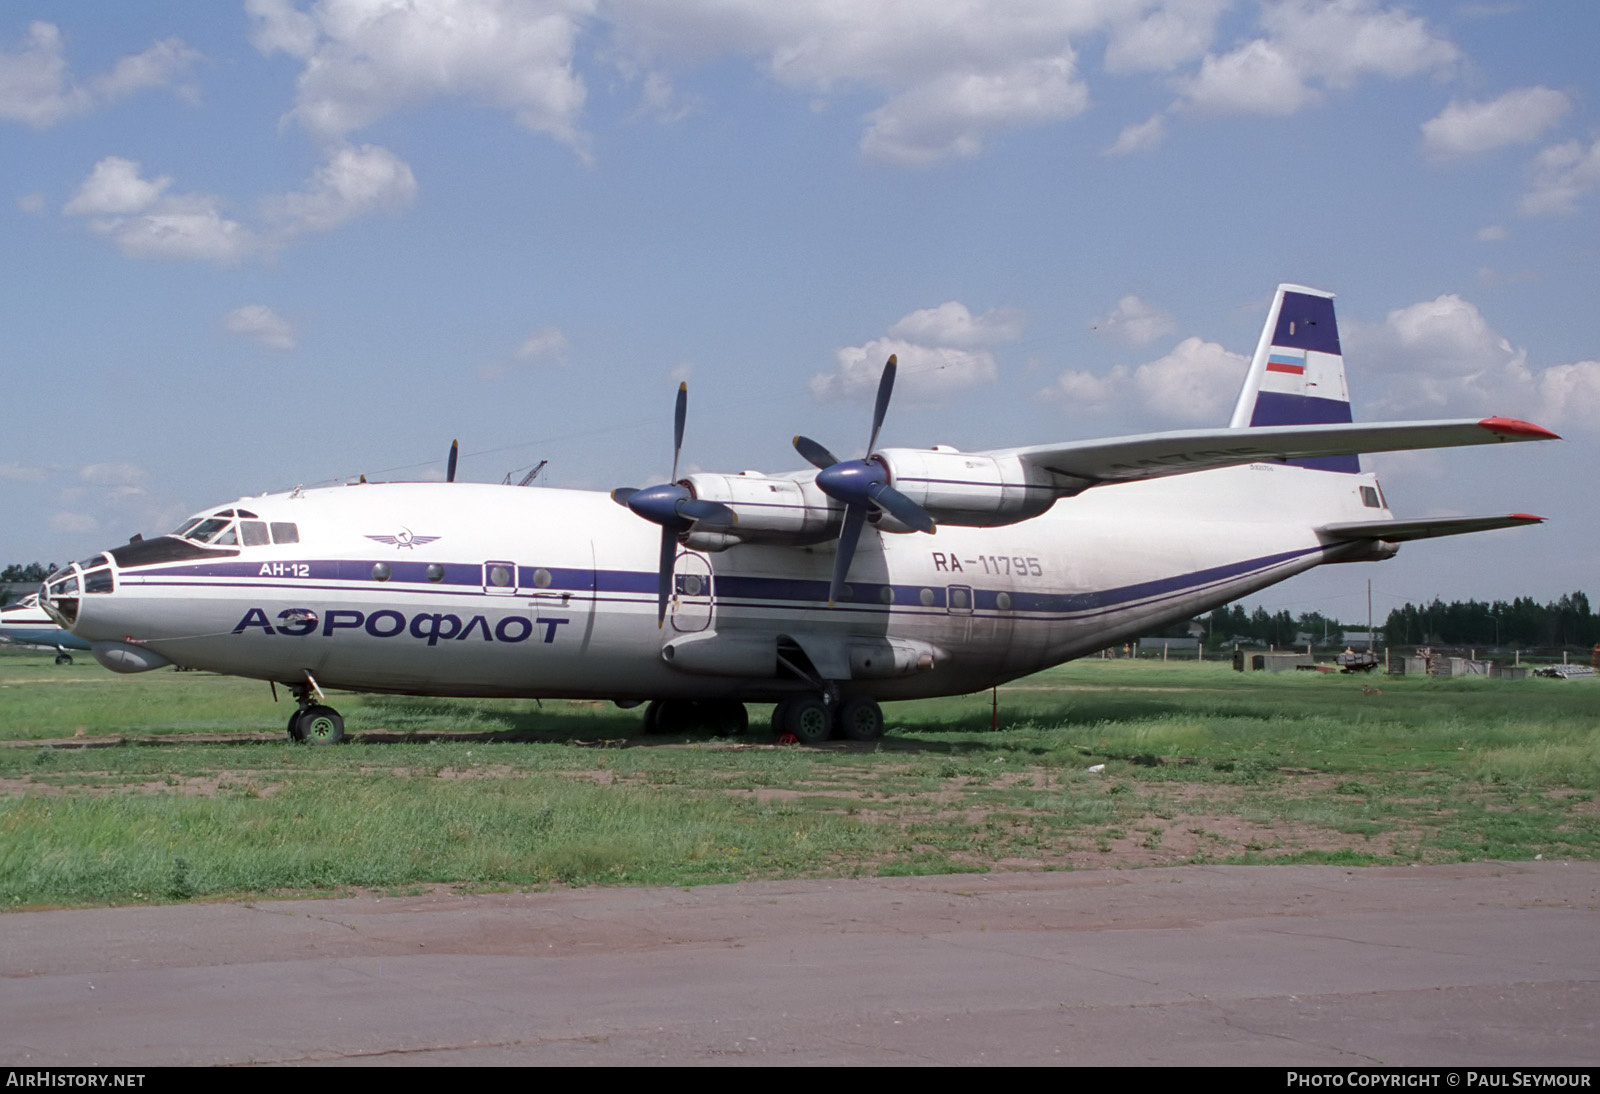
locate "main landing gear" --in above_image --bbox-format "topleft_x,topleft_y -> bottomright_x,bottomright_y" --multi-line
636,695 -> 886,743
640,698 -> 749,736
772,694 -> 884,744
285,683 -> 345,744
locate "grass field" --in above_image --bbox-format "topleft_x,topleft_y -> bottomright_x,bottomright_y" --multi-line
2,647 -> 1596,908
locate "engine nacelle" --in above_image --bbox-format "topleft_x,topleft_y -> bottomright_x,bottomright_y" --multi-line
681,472 -> 840,547
876,446 -> 1056,527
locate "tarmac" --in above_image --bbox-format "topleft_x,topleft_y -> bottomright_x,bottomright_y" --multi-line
3,861 -> 1597,1066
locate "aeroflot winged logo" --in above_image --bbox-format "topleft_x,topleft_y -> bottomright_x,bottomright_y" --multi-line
365,528 -> 441,549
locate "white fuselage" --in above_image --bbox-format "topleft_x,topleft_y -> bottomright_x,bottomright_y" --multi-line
58,463 -> 1388,702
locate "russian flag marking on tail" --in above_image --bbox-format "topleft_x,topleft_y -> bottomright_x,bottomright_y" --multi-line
1265,350 -> 1306,375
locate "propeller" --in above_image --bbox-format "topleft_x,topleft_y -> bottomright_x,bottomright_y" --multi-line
611,383 -> 736,625
446,440 -> 459,483
793,355 -> 936,606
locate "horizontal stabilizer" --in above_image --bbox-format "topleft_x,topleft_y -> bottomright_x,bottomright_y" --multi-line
994,417 -> 1559,495
1319,513 -> 1546,543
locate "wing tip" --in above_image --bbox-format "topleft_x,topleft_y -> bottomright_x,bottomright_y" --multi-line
1479,416 -> 1561,440
1509,512 -> 1547,523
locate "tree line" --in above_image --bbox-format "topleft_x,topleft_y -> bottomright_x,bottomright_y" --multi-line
1201,591 -> 1596,650
1381,592 -> 1595,649
2,563 -> 56,584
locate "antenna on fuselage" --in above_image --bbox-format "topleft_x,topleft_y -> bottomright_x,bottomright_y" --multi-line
446,440 -> 459,483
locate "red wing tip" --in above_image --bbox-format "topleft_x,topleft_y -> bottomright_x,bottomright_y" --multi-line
1509,513 -> 1546,522
1479,416 -> 1561,440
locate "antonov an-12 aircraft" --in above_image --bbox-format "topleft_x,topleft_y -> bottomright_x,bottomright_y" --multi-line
41,285 -> 1556,744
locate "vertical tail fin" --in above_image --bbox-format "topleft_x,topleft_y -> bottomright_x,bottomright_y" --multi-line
1228,283 -> 1358,472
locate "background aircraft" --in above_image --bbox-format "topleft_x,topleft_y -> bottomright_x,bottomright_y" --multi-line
0,594 -> 92,664
40,286 -> 1556,744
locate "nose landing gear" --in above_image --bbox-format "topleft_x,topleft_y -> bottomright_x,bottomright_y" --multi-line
285,682 -> 345,744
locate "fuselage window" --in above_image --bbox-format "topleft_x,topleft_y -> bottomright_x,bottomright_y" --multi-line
241,521 -> 270,546
270,522 -> 299,545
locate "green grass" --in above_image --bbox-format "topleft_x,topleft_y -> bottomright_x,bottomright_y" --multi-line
2,647 -> 1597,907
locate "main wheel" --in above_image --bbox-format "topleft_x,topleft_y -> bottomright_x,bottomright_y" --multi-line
835,696 -> 884,742
703,699 -> 748,736
292,705 -> 345,745
54,652 -> 72,665
782,695 -> 833,744
640,699 -> 665,735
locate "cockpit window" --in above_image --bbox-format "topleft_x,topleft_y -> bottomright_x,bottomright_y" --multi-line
241,521 -> 270,547
77,554 -> 107,569
270,522 -> 299,545
173,518 -> 202,536
184,518 -> 232,543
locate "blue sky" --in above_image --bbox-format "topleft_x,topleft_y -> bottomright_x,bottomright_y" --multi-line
3,0 -> 1596,625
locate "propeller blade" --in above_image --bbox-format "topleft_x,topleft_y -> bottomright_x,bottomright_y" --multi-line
866,354 -> 896,455
670,382 -> 687,482
677,498 -> 738,529
830,505 -> 868,607
446,439 -> 459,483
793,435 -> 839,471
868,483 -> 936,535
611,487 -> 639,507
657,528 -> 677,627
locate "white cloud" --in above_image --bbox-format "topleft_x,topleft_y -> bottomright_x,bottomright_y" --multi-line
225,305 -> 298,351
79,463 -> 147,487
1179,0 -> 1456,117
1476,225 -> 1508,242
1047,336 -> 1246,424
0,461 -> 50,483
886,301 -> 1024,348
1103,1 -> 1227,75
1105,113 -> 1166,156
609,0 -> 1101,166
814,299 -> 1021,402
62,156 -> 171,216
0,22 -> 198,129
48,511 -> 99,536
15,192 -> 45,215
815,339 -> 999,403
249,0 -> 593,151
1520,139 -> 1600,217
65,145 -> 418,263
1092,294 -> 1176,346
1421,86 -> 1570,160
1349,293 -> 1600,430
63,156 -> 256,263
265,143 -> 417,234
516,325 -> 570,360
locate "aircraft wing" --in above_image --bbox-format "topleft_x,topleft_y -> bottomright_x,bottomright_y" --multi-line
1318,513 -> 1546,542
989,416 -> 1558,495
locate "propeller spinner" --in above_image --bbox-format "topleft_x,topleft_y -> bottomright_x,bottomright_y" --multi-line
612,383 -> 736,626
793,355 -> 936,605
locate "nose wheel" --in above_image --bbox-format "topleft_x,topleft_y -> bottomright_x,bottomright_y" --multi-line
288,705 -> 344,744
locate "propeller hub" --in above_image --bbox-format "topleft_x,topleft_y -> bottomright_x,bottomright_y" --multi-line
815,459 -> 884,508
626,482 -> 694,532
